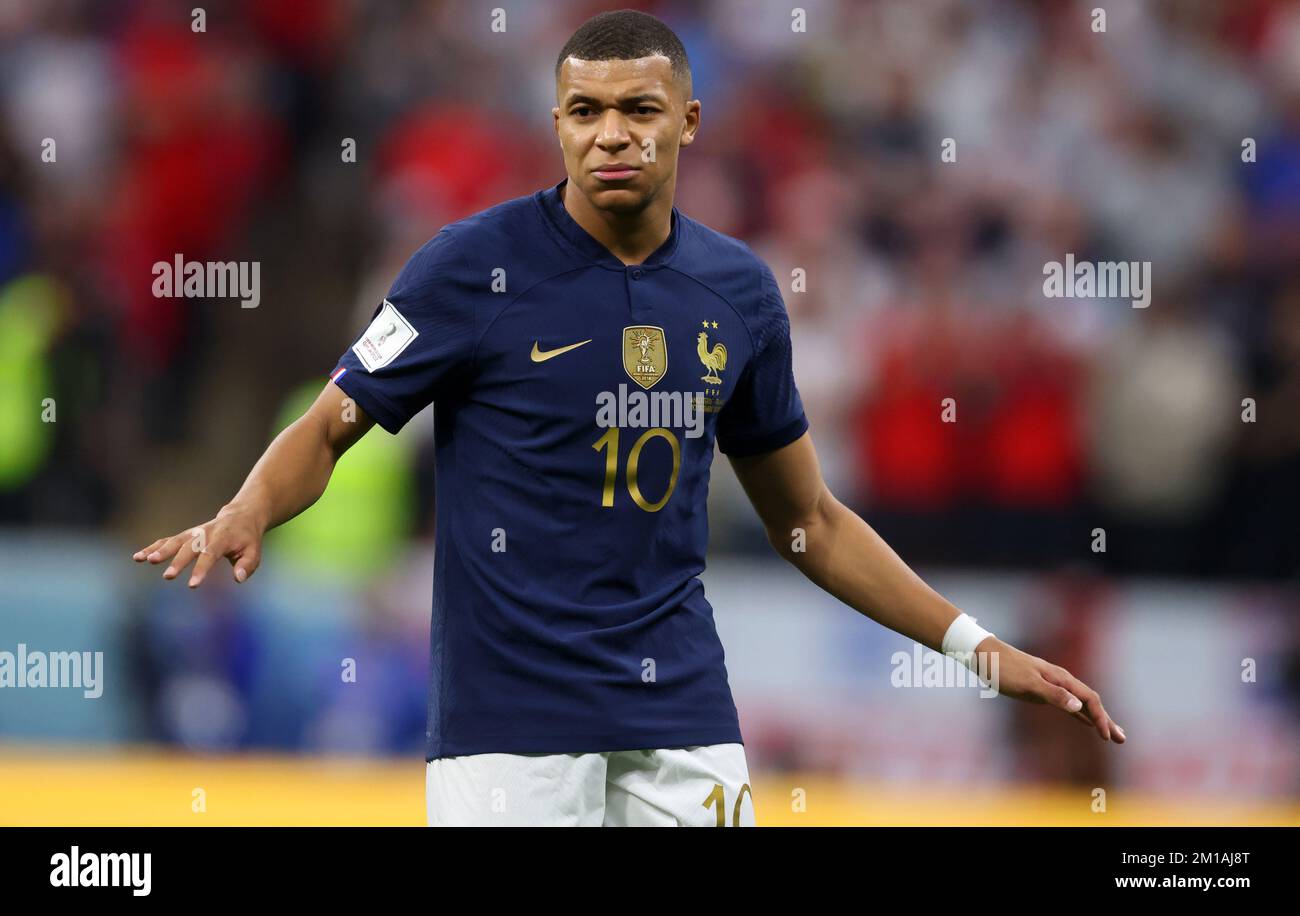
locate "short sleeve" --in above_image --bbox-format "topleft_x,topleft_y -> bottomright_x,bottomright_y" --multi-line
329,229 -> 476,434
715,265 -> 808,457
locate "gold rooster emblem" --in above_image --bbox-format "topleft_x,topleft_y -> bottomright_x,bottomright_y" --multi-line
697,331 -> 727,384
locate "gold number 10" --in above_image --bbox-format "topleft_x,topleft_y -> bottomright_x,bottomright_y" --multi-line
703,782 -> 753,826
591,427 -> 682,512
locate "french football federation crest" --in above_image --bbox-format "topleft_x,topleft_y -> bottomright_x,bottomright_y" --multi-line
697,330 -> 727,384
623,326 -> 667,390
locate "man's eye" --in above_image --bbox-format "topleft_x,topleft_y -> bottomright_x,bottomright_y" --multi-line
573,107 -> 594,117
635,106 -> 658,115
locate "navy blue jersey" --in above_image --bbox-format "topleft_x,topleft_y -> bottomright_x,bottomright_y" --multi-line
330,179 -> 807,760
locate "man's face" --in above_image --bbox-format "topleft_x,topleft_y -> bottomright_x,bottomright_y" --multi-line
553,55 -> 699,214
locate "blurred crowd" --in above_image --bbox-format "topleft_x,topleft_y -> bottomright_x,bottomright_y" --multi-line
0,0 -> 1297,584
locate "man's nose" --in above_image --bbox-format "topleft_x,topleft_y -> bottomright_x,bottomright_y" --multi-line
595,110 -> 630,151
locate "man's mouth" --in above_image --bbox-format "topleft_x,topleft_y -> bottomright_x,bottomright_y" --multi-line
592,164 -> 640,181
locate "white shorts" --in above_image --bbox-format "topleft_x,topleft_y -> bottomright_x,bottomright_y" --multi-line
426,743 -> 755,826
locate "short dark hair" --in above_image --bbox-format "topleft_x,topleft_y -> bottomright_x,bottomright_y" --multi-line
556,9 -> 692,96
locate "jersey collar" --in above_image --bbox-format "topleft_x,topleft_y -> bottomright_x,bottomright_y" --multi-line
536,178 -> 681,271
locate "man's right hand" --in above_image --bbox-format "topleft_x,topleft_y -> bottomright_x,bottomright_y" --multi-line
132,502 -> 267,588
131,380 -> 376,590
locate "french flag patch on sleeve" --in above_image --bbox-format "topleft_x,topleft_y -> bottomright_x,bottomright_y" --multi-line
330,366 -> 347,383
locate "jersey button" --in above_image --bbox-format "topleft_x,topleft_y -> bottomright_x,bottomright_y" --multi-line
631,268 -> 643,280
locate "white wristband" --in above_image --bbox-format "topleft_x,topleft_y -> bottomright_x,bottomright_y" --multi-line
941,613 -> 994,667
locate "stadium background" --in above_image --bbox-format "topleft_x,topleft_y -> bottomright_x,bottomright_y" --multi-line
1,0 -> 1298,825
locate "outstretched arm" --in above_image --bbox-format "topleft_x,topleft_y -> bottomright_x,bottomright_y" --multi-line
728,431 -> 1125,743
132,381 -> 375,588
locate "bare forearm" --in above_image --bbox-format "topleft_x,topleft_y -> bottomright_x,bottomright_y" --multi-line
223,413 -> 339,533
771,490 -> 960,651
734,434 -> 1124,741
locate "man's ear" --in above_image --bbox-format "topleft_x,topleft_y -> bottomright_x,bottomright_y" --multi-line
680,99 -> 701,148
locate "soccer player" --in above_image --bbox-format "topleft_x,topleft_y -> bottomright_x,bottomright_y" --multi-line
133,9 -> 1124,826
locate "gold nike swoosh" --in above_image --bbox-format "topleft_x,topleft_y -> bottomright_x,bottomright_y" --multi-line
531,338 -> 593,363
